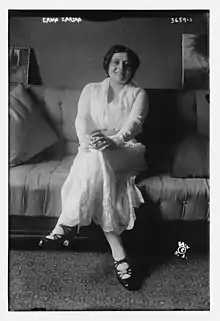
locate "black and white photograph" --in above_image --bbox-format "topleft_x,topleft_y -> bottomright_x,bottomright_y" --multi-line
182,33 -> 209,89
8,9 -> 210,312
9,46 -> 31,85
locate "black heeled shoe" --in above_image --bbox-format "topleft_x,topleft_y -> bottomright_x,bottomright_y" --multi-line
38,224 -> 73,249
114,257 -> 142,291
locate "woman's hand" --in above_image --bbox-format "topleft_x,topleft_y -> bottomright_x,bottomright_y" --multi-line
107,135 -> 124,149
90,131 -> 110,150
90,131 -> 123,150
80,131 -> 123,151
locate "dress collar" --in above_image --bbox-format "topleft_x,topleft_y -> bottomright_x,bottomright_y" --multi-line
101,77 -> 133,99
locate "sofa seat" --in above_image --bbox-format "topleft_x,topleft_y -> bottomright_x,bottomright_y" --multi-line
138,176 -> 209,221
9,155 -> 75,219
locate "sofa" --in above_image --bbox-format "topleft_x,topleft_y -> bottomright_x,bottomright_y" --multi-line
9,84 -> 210,246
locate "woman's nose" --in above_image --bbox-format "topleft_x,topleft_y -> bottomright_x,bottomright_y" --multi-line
117,62 -> 124,71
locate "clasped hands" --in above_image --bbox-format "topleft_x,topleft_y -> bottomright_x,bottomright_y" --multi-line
85,131 -> 120,151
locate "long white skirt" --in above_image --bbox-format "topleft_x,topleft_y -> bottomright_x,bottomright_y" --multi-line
56,141 -> 147,235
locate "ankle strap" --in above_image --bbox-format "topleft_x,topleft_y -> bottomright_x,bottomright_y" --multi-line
114,257 -> 129,267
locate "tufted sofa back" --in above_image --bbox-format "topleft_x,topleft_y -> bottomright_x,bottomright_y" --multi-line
28,86 -> 82,155
27,86 -> 209,176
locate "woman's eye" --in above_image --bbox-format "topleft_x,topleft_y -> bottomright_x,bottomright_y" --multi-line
111,60 -> 131,68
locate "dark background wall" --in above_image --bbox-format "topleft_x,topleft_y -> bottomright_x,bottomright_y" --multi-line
9,12 -> 208,89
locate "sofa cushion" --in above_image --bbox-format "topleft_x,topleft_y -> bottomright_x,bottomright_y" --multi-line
172,134 -> 209,178
196,90 -> 209,137
9,85 -> 59,166
138,175 -> 209,220
29,86 -> 81,155
172,90 -> 209,178
9,156 -> 74,218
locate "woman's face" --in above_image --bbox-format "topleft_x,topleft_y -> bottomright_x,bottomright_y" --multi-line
108,52 -> 133,85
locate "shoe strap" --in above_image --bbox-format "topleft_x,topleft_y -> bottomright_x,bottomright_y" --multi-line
117,268 -> 132,278
114,257 -> 130,268
46,234 -> 62,240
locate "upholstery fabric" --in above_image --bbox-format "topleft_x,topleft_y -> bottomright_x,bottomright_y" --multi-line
9,156 -> 74,218
196,90 -> 209,138
9,85 -> 59,166
138,176 -> 209,220
172,90 -> 209,178
29,86 -> 81,155
9,86 -> 82,220
172,134 -> 209,178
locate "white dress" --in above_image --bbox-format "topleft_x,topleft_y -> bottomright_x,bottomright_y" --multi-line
55,78 -> 148,235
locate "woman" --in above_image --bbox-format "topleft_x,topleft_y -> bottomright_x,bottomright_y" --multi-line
39,45 -> 149,291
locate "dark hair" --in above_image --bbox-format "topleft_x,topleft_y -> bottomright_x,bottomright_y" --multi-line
103,45 -> 140,80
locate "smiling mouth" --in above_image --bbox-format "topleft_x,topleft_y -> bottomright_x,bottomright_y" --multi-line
116,72 -> 126,76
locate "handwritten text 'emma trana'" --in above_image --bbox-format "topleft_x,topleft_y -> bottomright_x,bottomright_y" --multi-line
42,17 -> 82,23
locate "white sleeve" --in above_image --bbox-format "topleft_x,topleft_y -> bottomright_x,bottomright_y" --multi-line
75,83 -> 92,144
109,90 -> 149,145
